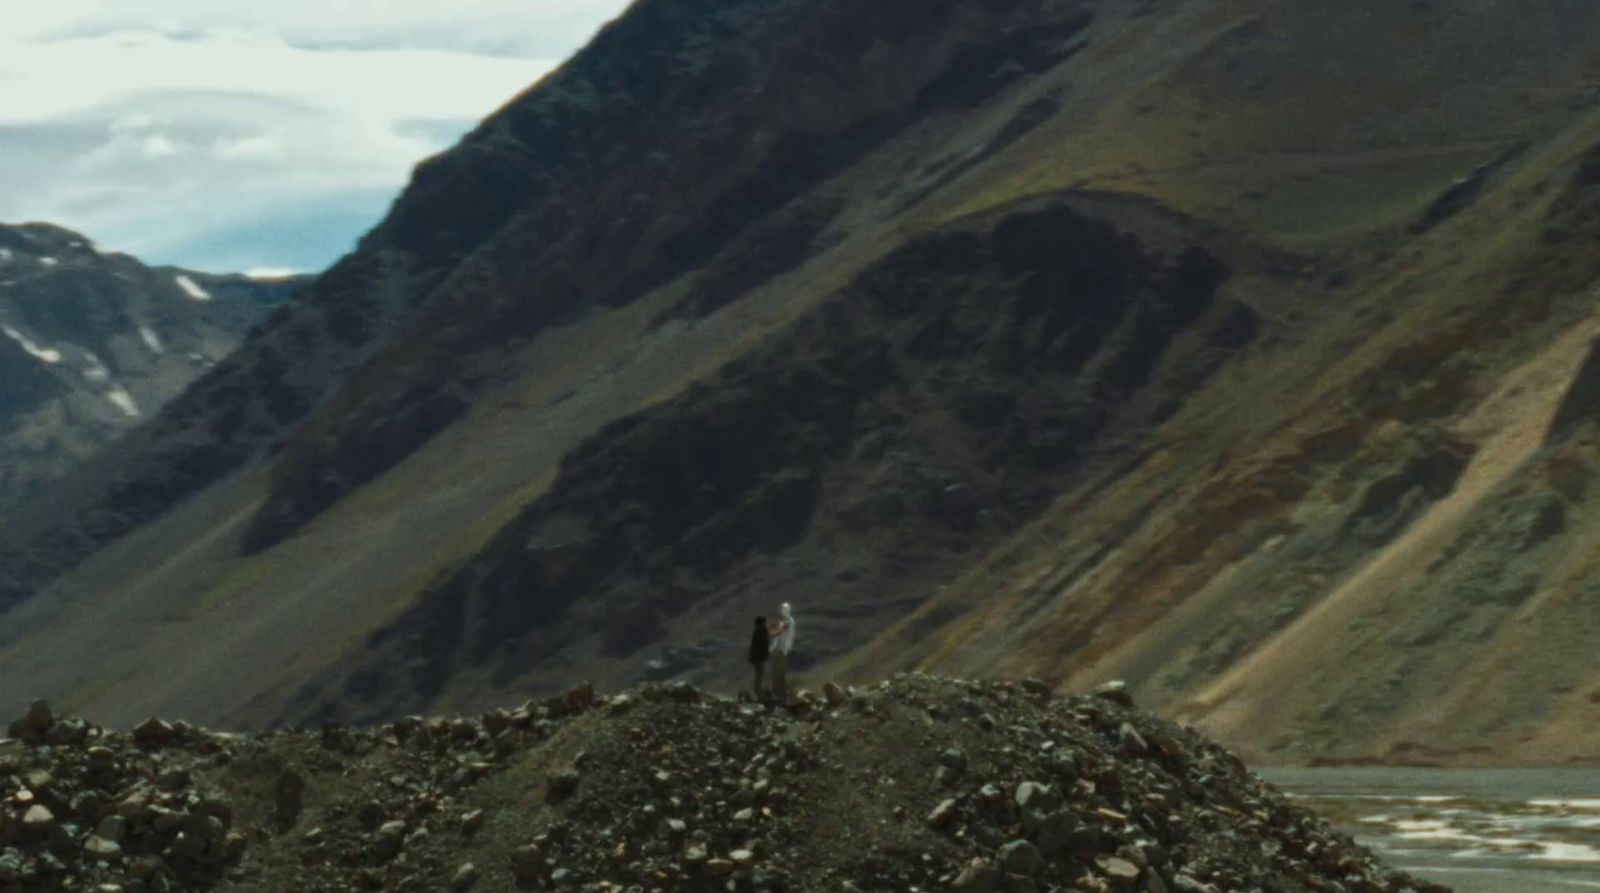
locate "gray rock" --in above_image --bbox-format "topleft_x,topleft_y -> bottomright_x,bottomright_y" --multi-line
1171,874 -> 1219,893
1034,810 -> 1079,855
1093,680 -> 1135,707
21,805 -> 55,833
939,747 -> 969,772
951,860 -> 1002,893
548,767 -> 582,799
95,816 -> 129,843
133,717 -> 175,747
1098,855 -> 1141,888
998,839 -> 1044,876
1014,782 -> 1061,813
83,836 -> 121,859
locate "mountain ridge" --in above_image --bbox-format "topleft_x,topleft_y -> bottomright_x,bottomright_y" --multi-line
4,0 -> 1600,765
0,221 -> 297,510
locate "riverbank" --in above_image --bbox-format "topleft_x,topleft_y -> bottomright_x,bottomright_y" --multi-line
1266,768 -> 1600,892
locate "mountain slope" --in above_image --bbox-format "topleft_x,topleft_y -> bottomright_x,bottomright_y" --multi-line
0,223 -> 295,508
5,0 -> 1600,764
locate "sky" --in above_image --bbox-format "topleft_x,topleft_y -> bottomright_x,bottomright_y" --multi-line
0,2 -> 635,275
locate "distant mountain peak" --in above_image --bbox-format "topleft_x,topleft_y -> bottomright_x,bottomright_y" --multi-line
0,221 -> 304,506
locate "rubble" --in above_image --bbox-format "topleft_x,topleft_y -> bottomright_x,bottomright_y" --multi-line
0,677 -> 1448,892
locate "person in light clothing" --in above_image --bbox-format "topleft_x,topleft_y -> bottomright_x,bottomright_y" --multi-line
768,603 -> 797,705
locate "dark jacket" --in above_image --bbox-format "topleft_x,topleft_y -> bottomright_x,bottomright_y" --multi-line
748,623 -> 771,665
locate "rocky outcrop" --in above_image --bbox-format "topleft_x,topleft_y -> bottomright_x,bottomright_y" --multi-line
0,676 -> 1444,893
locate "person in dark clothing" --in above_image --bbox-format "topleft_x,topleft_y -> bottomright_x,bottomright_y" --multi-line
749,616 -> 771,698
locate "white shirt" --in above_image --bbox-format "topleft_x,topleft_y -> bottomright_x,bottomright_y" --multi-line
772,616 -> 797,654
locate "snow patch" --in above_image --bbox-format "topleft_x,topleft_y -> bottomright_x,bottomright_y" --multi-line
82,352 -> 112,384
38,256 -> 58,267
0,248 -> 12,262
139,325 -> 164,354
244,266 -> 301,280
174,274 -> 212,301
2,325 -> 63,363
106,385 -> 141,418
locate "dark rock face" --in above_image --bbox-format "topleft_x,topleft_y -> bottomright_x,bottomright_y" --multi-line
307,199 -> 1254,719
240,0 -> 1101,555
0,223 -> 295,509
0,0 -> 1112,611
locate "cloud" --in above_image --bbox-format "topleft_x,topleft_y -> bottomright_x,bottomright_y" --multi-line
0,2 -> 634,273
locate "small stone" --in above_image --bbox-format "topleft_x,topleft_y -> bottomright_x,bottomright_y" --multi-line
452,862 -> 480,891
96,816 -> 129,843
47,718 -> 89,746
511,844 -> 543,883
1092,680 -> 1135,707
952,860 -> 1002,893
823,682 -> 846,706
1118,723 -> 1149,755
133,717 -> 174,747
998,839 -> 1044,877
928,798 -> 959,828
1036,811 -> 1081,855
705,859 -> 736,876
222,832 -> 248,863
22,700 -> 53,732
459,809 -> 485,836
169,829 -> 205,859
1015,782 -> 1061,813
83,836 -> 122,860
939,747 -> 969,772
548,767 -> 581,799
22,805 -> 55,833
1097,856 -> 1141,888
374,821 -> 407,860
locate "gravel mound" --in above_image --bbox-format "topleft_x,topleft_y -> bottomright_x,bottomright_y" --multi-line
0,676 -> 1449,893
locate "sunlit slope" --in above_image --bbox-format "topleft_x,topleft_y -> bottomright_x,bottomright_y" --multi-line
870,104 -> 1600,762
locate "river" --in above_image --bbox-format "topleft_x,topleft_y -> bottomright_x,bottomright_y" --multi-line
1263,769 -> 1600,893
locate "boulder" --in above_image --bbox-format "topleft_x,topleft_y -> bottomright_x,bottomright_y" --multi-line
998,840 -> 1044,877
1092,681 -> 1135,708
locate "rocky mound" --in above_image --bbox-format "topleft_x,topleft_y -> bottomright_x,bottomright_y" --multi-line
0,676 -> 1444,893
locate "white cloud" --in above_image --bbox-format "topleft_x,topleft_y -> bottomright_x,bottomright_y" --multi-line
0,2 -> 634,272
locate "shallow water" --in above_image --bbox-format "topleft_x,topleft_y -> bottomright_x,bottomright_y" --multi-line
1263,768 -> 1600,893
